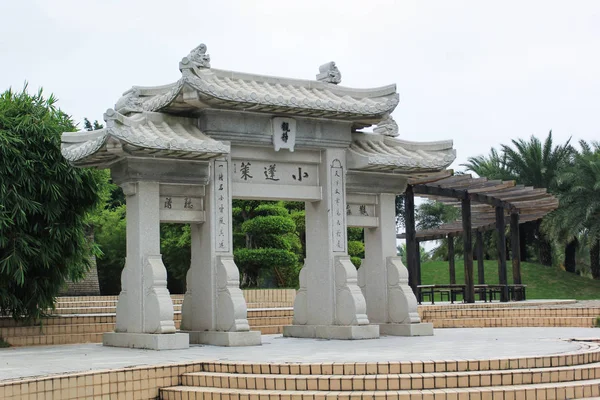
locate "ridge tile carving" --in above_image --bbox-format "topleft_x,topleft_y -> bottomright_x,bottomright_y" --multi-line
316,61 -> 342,84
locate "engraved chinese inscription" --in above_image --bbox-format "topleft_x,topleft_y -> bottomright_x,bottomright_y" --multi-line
214,160 -> 230,252
264,164 -> 280,181
232,161 -> 317,186
281,122 -> 290,143
240,162 -> 253,181
330,159 -> 346,252
272,117 -> 296,152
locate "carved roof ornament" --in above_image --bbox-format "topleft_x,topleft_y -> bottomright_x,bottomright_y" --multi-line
316,61 -> 342,84
180,43 -> 211,70
373,114 -> 399,137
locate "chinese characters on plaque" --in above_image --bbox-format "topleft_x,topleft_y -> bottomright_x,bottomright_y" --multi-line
272,117 -> 296,152
346,204 -> 376,217
214,159 -> 230,252
160,196 -> 199,211
330,159 -> 346,252
232,161 -> 317,186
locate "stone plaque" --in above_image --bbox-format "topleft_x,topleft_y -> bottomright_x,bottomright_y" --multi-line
232,160 -> 317,186
330,159 -> 346,252
346,204 -> 376,217
214,160 -> 230,252
272,117 -> 296,152
160,196 -> 202,211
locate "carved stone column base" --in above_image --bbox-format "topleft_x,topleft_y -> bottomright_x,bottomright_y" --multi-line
186,331 -> 262,346
103,332 -> 189,350
378,322 -> 433,337
283,324 -> 379,340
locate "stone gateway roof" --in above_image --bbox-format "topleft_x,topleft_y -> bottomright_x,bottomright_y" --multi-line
62,43 -> 455,173
114,44 -> 399,122
347,134 -> 456,173
61,110 -> 229,167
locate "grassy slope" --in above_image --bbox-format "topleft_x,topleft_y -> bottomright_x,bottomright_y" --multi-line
420,260 -> 600,300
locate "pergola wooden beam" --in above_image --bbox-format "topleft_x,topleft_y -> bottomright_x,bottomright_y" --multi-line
401,172 -> 557,303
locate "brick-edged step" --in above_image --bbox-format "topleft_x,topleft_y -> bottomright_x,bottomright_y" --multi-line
431,316 -> 596,328
180,362 -> 600,391
247,317 -> 293,326
250,325 -> 285,334
0,322 -> 115,337
5,332 -> 104,346
420,307 -> 600,319
199,346 -> 600,375
159,378 -> 600,400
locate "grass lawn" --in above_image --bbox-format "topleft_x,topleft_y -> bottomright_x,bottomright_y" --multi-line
420,260 -> 600,300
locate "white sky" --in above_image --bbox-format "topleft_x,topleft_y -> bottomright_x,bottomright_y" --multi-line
1,0 -> 599,169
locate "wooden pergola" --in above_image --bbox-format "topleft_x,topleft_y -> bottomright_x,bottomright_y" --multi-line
398,173 -> 558,303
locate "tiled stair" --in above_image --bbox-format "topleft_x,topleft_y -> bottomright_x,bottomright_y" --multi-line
1,292 -> 597,347
159,344 -> 600,399
0,292 -> 296,347
420,304 -> 600,329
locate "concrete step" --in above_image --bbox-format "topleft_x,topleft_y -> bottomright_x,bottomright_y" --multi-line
159,377 -> 600,400
431,316 -> 596,328
180,362 -> 600,391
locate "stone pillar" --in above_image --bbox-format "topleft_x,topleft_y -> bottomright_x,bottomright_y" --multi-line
360,193 -> 433,336
181,157 -> 261,346
284,149 -> 378,339
104,181 -> 188,350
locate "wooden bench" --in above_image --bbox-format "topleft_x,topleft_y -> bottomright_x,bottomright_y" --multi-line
417,284 -> 465,304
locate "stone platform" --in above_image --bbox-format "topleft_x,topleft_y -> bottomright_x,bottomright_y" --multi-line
2,328 -> 600,399
0,328 -> 596,381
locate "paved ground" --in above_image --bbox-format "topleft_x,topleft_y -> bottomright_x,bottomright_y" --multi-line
1,327 -> 599,382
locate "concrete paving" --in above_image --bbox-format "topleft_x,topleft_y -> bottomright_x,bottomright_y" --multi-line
1,327 -> 598,382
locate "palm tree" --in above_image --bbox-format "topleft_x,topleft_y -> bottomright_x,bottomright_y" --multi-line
545,141 -> 600,278
501,131 -> 574,191
461,147 -> 513,181
462,131 -> 575,266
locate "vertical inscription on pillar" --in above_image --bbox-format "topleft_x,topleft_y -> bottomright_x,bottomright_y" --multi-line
214,159 -> 230,253
330,159 -> 346,253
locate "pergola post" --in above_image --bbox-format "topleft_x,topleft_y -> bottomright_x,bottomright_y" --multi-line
475,230 -> 485,300
495,206 -> 508,302
405,185 -> 418,294
448,234 -> 456,284
511,211 -> 522,300
416,239 -> 422,286
462,197 -> 475,303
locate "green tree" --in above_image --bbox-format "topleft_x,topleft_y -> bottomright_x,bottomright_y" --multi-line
543,141 -> 600,278
0,87 -> 104,320
348,227 -> 364,268
89,204 -> 126,294
233,202 -> 301,288
412,200 -> 461,261
501,131 -> 574,266
461,147 -> 513,181
463,131 -> 574,266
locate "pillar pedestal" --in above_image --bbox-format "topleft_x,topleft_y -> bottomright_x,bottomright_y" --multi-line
181,158 -> 260,347
284,150 -> 379,340
359,193 -> 433,337
108,181 -> 188,350
103,332 -> 189,350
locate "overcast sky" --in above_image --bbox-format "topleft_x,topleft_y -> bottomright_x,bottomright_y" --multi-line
1,0 -> 599,169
